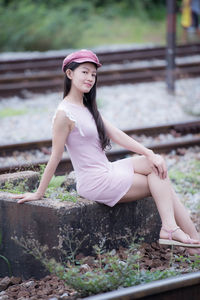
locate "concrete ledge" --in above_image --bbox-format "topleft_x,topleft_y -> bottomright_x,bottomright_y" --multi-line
0,171 -> 39,191
0,173 -> 161,280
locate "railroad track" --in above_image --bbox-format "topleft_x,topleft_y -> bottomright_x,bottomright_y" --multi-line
1,43 -> 200,74
85,271 -> 200,300
1,60 -> 200,97
0,43 -> 200,97
0,120 -> 200,176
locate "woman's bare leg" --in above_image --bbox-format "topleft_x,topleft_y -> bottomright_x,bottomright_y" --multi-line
170,188 -> 200,254
171,189 -> 199,240
119,155 -> 200,246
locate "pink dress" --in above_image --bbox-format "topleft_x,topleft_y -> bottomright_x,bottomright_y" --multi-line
53,100 -> 134,207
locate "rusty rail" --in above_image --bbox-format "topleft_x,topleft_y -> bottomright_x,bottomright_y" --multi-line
84,271 -> 200,300
1,120 -> 200,175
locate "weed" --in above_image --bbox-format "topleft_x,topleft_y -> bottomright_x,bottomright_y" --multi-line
38,165 -> 78,203
12,232 -> 200,298
44,243 -> 180,297
45,184 -> 78,203
39,164 -> 46,180
0,178 -> 29,194
53,225 -> 89,264
12,235 -> 49,265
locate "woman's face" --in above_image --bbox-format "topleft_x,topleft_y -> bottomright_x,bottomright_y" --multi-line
68,62 -> 97,94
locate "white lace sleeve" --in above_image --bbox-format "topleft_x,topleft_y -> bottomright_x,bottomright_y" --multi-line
52,105 -> 84,137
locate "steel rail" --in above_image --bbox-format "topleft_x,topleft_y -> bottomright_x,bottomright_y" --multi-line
0,61 -> 199,83
0,43 -> 200,75
1,136 -> 200,176
0,61 -> 200,97
1,120 -> 200,155
84,271 -> 200,300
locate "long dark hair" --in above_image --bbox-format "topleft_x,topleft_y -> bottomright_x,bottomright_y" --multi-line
63,62 -> 111,150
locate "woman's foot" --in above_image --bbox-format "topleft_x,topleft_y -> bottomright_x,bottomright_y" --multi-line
159,226 -> 200,248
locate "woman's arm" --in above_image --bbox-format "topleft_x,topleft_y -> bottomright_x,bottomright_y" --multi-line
12,110 -> 73,203
103,117 -> 152,156
103,116 -> 167,179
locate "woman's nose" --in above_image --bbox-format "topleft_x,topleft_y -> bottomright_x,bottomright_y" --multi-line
88,73 -> 94,81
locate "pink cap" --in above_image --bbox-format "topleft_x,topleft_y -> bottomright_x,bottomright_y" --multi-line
62,49 -> 102,72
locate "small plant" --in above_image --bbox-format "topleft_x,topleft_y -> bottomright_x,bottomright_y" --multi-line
12,235 -> 49,266
43,171 -> 77,202
44,243 -> 180,297
45,177 -> 78,203
53,225 -> 89,264
39,164 -> 46,180
174,254 -> 200,271
0,178 -> 29,194
12,234 -> 195,298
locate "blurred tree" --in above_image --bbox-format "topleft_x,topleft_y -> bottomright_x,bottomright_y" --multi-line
0,0 -> 172,8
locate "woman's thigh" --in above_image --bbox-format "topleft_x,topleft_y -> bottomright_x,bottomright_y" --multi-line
119,173 -> 151,203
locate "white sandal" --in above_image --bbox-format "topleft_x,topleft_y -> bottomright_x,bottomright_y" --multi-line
159,226 -> 200,248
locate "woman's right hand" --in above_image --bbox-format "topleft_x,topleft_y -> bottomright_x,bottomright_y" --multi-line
11,192 -> 43,204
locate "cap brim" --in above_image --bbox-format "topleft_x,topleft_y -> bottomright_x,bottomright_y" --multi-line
73,58 -> 102,68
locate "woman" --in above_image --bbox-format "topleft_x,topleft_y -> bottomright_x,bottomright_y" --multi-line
12,49 -> 200,254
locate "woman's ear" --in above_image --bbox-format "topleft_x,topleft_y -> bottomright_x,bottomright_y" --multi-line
66,69 -> 73,80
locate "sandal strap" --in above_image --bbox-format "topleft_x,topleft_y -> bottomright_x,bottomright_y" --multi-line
161,226 -> 180,240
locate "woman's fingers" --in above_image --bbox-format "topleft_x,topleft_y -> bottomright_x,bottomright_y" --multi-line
152,165 -> 159,176
10,192 -> 42,203
11,194 -> 26,199
18,198 -> 32,204
153,155 -> 168,179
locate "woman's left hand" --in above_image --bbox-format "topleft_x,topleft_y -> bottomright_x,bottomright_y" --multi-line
146,151 -> 168,179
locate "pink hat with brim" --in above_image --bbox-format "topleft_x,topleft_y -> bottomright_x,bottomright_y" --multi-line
62,49 -> 102,72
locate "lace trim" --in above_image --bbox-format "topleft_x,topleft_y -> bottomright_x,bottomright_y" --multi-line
52,106 -> 84,137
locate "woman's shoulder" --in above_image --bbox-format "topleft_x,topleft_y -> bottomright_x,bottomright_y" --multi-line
52,101 -> 74,126
52,100 -> 84,136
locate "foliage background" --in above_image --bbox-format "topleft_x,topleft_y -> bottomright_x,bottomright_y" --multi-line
0,0 -> 183,52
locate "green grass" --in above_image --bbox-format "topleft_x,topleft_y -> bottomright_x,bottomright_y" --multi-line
44,175 -> 78,203
0,108 -> 28,118
78,15 -> 167,48
0,1 -> 187,52
169,159 -> 200,195
169,159 -> 200,210
48,175 -> 66,189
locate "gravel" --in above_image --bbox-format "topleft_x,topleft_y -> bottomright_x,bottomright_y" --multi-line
0,77 -> 200,145
1,132 -> 200,168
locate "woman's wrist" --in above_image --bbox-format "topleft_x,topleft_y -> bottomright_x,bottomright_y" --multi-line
144,148 -> 154,158
35,190 -> 44,198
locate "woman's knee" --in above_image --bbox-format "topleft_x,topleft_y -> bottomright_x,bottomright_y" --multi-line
131,155 -> 152,175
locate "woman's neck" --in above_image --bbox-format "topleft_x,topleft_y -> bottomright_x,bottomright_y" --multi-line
64,91 -> 84,106
64,89 -> 84,106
